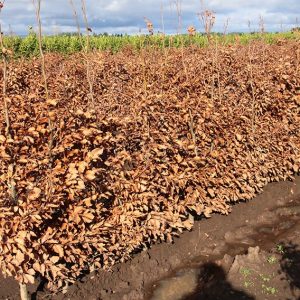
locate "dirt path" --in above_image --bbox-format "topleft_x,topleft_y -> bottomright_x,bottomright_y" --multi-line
1,176 -> 299,300
150,195 -> 300,300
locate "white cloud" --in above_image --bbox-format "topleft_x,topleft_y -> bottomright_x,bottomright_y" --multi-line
0,0 -> 299,35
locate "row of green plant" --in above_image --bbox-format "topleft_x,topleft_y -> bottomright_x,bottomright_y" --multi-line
2,31 -> 299,57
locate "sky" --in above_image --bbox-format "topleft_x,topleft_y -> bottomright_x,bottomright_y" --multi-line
0,0 -> 299,35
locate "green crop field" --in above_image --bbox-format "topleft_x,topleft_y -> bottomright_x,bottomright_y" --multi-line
2,31 -> 299,57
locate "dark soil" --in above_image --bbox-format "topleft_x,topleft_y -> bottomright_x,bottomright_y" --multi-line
1,176 -> 299,300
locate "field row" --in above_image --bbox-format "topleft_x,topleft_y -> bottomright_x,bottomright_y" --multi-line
2,31 -> 299,57
0,41 -> 299,290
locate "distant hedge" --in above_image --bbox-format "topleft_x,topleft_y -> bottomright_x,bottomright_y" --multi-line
2,31 -> 299,58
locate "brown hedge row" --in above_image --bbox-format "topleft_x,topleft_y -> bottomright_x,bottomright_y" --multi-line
0,41 -> 299,290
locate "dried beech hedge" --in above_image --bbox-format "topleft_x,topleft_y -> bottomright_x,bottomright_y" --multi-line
0,41 -> 299,289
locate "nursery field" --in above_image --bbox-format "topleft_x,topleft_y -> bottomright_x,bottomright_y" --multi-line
2,31 -> 300,57
0,39 -> 300,298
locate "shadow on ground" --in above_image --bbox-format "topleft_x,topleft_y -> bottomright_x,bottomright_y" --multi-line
185,262 -> 255,300
279,242 -> 300,300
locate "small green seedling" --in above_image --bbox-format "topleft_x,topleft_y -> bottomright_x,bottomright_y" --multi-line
244,281 -> 254,288
260,274 -> 271,282
240,267 -> 252,277
276,244 -> 285,254
267,256 -> 277,264
262,284 -> 277,295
